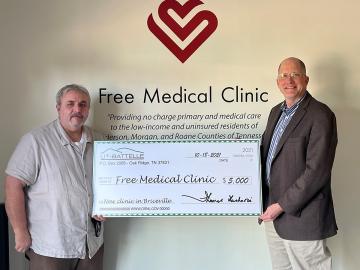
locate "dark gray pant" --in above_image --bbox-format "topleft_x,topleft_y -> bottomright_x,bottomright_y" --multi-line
26,245 -> 104,270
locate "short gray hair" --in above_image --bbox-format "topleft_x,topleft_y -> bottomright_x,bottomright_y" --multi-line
56,84 -> 91,105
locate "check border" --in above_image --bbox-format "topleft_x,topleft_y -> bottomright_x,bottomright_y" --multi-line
93,139 -> 262,217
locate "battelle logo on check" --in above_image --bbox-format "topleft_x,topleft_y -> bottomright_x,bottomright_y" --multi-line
101,148 -> 144,160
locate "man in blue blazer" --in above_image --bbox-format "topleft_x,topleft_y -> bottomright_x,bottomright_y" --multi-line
259,57 -> 338,269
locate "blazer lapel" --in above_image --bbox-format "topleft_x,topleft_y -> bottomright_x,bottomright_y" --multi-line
272,93 -> 312,160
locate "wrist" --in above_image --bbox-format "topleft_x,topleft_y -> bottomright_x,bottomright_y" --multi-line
14,227 -> 29,235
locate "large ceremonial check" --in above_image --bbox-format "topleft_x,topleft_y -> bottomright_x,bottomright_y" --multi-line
92,140 -> 261,216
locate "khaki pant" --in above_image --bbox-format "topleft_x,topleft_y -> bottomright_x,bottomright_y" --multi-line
26,245 -> 104,270
265,221 -> 332,270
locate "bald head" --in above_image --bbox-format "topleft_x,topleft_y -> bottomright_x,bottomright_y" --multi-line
278,57 -> 306,75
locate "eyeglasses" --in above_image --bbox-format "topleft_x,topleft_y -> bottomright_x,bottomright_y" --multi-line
278,72 -> 305,80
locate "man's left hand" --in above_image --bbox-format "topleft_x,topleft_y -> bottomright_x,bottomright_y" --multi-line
92,215 -> 106,222
259,203 -> 284,222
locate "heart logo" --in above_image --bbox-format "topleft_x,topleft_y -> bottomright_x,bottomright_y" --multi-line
148,0 -> 218,63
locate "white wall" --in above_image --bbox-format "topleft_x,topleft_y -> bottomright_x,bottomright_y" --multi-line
1,1 -> 359,269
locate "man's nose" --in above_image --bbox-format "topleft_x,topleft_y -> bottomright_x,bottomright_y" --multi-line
284,76 -> 295,82
73,104 -> 82,112
283,78 -> 296,85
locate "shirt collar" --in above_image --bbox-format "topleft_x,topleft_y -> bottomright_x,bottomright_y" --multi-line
55,118 -> 93,146
280,91 -> 307,114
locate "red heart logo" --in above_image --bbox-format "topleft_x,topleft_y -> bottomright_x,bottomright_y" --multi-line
148,0 -> 218,63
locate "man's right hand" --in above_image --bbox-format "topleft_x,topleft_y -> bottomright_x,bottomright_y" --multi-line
14,229 -> 32,253
5,176 -> 31,253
